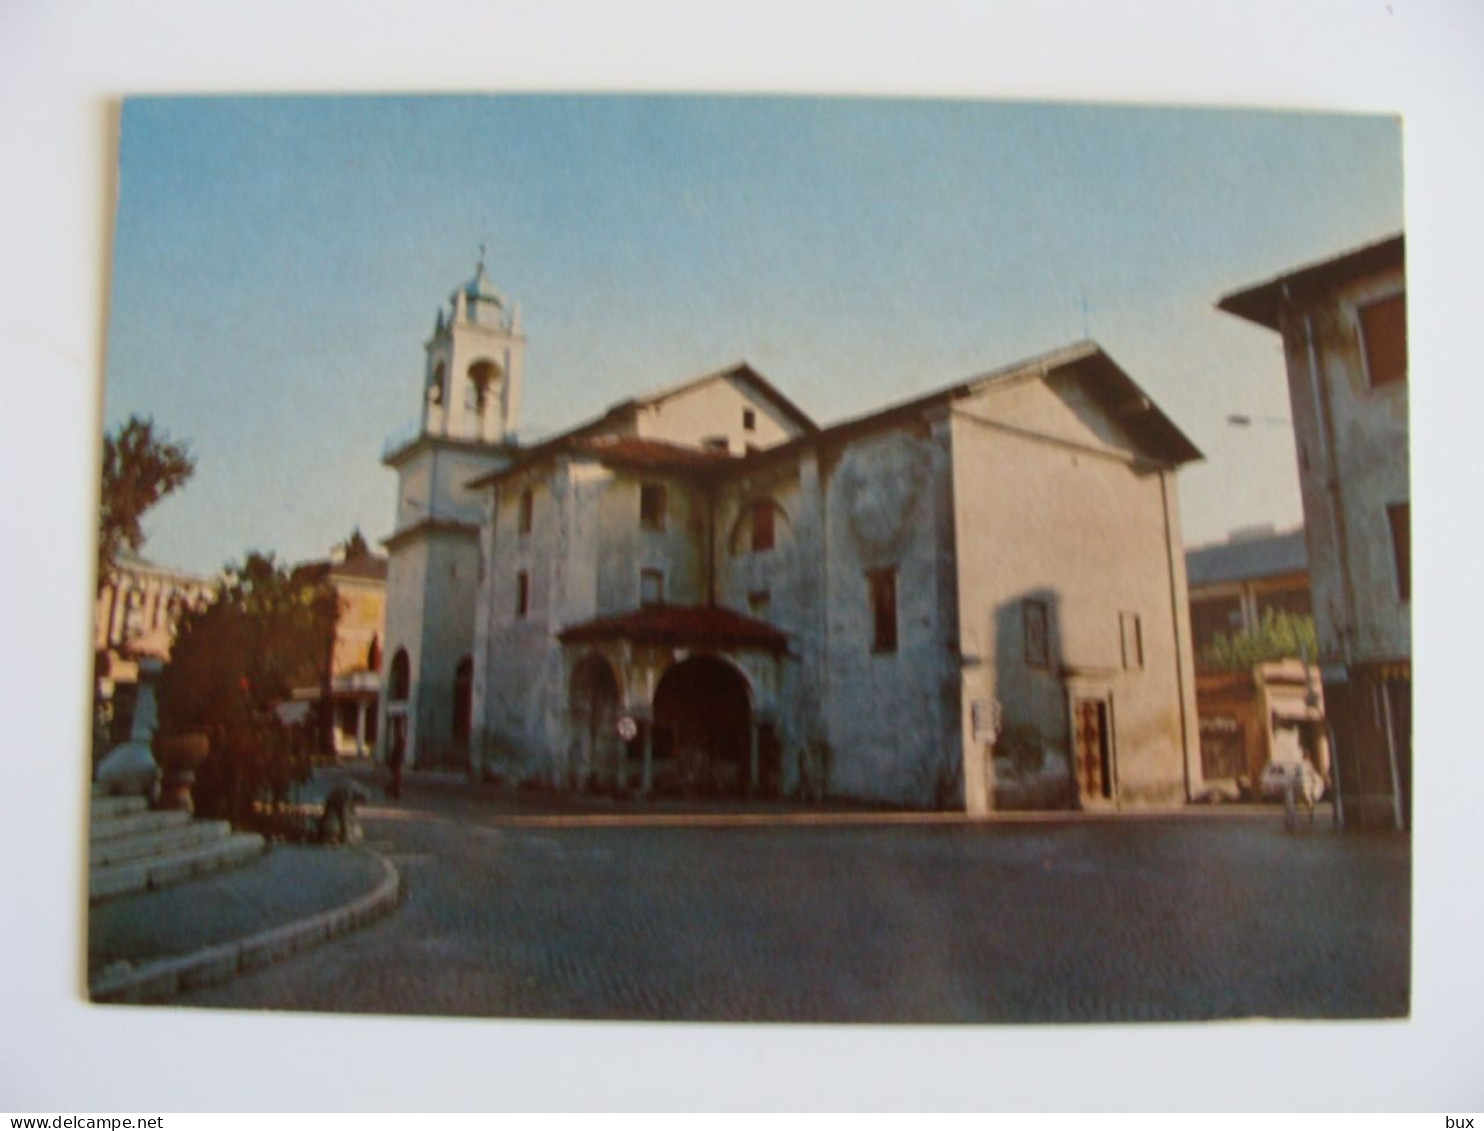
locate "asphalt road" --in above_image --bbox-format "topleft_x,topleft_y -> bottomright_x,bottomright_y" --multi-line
181,774 -> 1410,1024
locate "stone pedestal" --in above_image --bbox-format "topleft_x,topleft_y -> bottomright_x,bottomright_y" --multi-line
95,658 -> 163,800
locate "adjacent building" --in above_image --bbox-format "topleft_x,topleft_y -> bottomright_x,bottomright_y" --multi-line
94,552 -> 217,748
1187,525 -> 1312,656
1218,233 -> 1410,829
380,262 -> 1208,812
287,547 -> 389,757
1186,526 -> 1326,795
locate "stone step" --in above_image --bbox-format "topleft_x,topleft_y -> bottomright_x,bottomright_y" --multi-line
90,794 -> 150,820
89,832 -> 267,903
90,807 -> 193,842
89,819 -> 233,867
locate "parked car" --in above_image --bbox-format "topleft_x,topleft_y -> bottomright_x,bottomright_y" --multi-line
1258,758 -> 1324,802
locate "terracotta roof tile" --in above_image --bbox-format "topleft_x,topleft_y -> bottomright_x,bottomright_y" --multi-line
559,604 -> 787,651
572,436 -> 739,471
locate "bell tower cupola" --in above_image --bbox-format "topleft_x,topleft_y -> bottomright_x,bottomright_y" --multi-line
420,253 -> 525,444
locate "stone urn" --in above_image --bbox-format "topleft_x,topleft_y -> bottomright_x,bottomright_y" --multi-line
153,730 -> 211,813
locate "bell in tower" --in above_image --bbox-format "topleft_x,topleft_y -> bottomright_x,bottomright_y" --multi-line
420,254 -> 525,444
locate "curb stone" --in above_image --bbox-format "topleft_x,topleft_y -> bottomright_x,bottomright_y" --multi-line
89,849 -> 402,1005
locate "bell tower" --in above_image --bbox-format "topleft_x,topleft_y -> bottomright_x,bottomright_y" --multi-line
380,255 -> 522,771
421,255 -> 525,444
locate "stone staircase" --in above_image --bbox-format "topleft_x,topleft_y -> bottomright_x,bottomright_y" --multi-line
90,784 -> 267,902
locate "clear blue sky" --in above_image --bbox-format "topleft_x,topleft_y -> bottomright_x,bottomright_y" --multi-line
103,95 -> 1402,575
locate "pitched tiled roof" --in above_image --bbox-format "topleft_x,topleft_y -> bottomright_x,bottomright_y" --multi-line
559,604 -> 788,652
296,551 -> 390,584
331,552 -> 389,582
1217,233 -> 1404,331
1185,528 -> 1309,587
725,340 -> 1203,471
571,436 -> 739,472
608,361 -> 819,435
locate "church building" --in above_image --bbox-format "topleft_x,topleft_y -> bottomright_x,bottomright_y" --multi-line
382,261 -> 1206,813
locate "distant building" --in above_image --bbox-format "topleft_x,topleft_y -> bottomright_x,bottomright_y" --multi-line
1185,526 -> 1326,795
382,261 -> 1208,812
1186,525 -> 1312,656
1218,233 -> 1410,829
289,548 -> 389,758
94,552 -> 217,746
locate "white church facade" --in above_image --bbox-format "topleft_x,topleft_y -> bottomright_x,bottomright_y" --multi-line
382,262 -> 1206,813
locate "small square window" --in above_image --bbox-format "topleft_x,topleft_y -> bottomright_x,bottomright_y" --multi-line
743,408 -> 757,432
516,571 -> 530,617
868,568 -> 897,654
1388,501 -> 1410,603
751,500 -> 775,552
1119,611 -> 1144,670
1024,599 -> 1050,668
640,569 -> 665,607
1360,293 -> 1407,388
640,482 -> 667,532
518,488 -> 533,535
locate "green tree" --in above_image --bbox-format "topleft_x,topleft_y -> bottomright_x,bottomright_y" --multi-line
1203,609 -> 1319,672
97,416 -> 196,592
156,551 -> 339,825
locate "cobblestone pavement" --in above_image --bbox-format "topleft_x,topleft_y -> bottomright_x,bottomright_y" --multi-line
181,772 -> 1410,1023
89,845 -> 384,978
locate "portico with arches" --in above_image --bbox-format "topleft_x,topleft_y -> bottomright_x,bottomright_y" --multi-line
557,615 -> 788,797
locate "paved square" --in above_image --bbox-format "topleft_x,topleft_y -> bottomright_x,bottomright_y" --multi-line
181,778 -> 1410,1023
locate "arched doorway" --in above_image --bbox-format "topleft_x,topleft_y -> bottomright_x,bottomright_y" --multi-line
652,656 -> 752,795
388,649 -> 410,702
386,648 -> 410,767
452,656 -> 473,743
569,654 -> 621,789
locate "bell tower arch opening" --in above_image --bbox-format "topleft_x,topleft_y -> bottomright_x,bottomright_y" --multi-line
465,358 -> 505,441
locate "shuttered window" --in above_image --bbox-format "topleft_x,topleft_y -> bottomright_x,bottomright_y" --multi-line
751,500 -> 775,552
868,568 -> 898,653
640,482 -> 667,532
1024,599 -> 1050,668
1360,293 -> 1407,388
518,488 -> 534,534
1388,502 -> 1410,602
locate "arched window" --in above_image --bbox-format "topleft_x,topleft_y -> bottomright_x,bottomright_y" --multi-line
453,656 -> 473,740
429,361 -> 446,405
388,649 -> 410,701
730,497 -> 790,555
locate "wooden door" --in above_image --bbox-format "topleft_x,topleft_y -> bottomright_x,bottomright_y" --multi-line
1074,697 -> 1112,801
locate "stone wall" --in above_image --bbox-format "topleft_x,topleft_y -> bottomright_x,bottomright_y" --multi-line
1279,265 -> 1409,666
949,374 -> 1198,811
815,422 -> 963,807
631,373 -> 802,454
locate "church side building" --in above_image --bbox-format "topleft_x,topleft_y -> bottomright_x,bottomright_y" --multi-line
449,321 -> 1203,811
